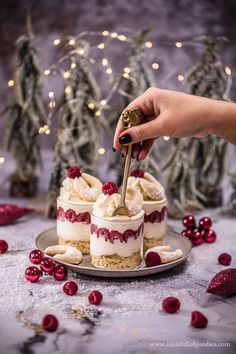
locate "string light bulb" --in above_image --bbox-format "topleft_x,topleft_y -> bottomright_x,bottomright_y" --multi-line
8,80 -> 14,87
152,63 -> 159,70
175,42 -> 182,48
145,41 -> 153,48
48,91 -> 54,99
118,34 -> 126,41
111,32 -> 118,38
44,69 -> 51,76
98,147 -> 106,155
106,68 -> 112,75
63,71 -> 70,79
101,100 -> 107,106
102,30 -> 109,36
53,38 -> 61,46
123,73 -> 130,79
78,49 -> 85,55
65,86 -> 72,94
95,110 -> 101,117
97,43 -> 105,49
225,66 -> 232,76
177,74 -> 185,81
71,62 -> 76,69
163,136 -> 170,141
88,102 -> 95,110
102,58 -> 108,66
124,67 -> 131,74
69,39 -> 75,46
0,156 -> 5,165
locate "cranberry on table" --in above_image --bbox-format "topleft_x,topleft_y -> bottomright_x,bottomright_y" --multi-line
102,181 -> 118,196
203,229 -> 217,243
162,297 -> 181,314
42,314 -> 59,332
181,229 -> 193,239
182,215 -> 196,229
88,290 -> 103,305
191,311 -> 208,328
0,239 -> 8,254
29,249 -> 44,264
218,253 -> 232,266
53,264 -> 68,281
63,281 -> 78,295
199,217 -> 212,230
25,266 -> 41,283
40,257 -> 55,274
145,252 -> 162,267
191,230 -> 203,246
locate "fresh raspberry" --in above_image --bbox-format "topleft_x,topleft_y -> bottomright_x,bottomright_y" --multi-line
67,166 -> 81,179
182,215 -> 195,229
203,229 -> 217,243
42,314 -> 59,332
102,181 -> 118,195
191,230 -> 203,246
145,252 -> 162,267
199,216 -> 212,230
162,297 -> 181,314
63,281 -> 78,296
218,253 -> 232,266
130,169 -> 144,178
88,290 -> 103,305
0,239 -> 8,254
191,311 -> 208,328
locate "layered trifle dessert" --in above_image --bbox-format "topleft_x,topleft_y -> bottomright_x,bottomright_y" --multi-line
90,181 -> 144,269
128,169 -> 167,251
57,166 -> 102,254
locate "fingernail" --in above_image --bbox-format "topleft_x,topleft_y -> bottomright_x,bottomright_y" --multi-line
112,147 -> 116,152
119,134 -> 132,145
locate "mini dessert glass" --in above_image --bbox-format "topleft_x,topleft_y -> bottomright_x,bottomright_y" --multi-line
142,198 -> 167,251
90,210 -> 144,269
56,197 -> 93,254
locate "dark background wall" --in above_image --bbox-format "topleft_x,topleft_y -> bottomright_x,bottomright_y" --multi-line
0,0 -> 236,148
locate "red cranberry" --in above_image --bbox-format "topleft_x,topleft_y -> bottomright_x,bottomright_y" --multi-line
42,314 -> 58,332
204,229 -> 217,243
63,281 -> 78,295
162,297 -> 181,314
53,264 -> 68,281
191,311 -> 208,328
102,181 -> 118,196
130,169 -> 144,178
145,252 -> 162,267
25,266 -> 41,283
199,217 -> 212,230
0,239 -> 8,254
88,290 -> 103,305
67,166 -> 81,179
40,257 -> 55,274
191,230 -> 203,246
218,253 -> 231,266
181,229 -> 193,239
182,215 -> 195,229
29,249 -> 44,265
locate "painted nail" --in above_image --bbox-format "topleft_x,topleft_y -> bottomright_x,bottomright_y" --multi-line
119,134 -> 132,145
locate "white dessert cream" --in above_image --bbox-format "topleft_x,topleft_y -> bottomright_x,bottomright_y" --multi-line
90,184 -> 144,269
57,166 -> 102,254
127,170 -> 167,251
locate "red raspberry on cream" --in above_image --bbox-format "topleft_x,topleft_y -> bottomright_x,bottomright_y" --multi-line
67,166 -> 81,179
102,181 -> 118,195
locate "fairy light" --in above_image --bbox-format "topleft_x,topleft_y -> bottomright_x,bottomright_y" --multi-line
71,62 -> 76,69
44,69 -> 51,76
53,38 -> 61,46
8,80 -> 14,87
88,102 -> 95,110
65,86 -> 71,94
175,41 -> 182,48
78,49 -> 85,55
102,30 -> 109,36
69,39 -> 75,46
48,101 -> 56,109
48,91 -> 54,99
145,41 -> 153,48
152,63 -> 159,70
106,68 -> 112,75
63,71 -> 70,79
102,58 -> 108,66
45,128 -> 51,135
0,156 -> 5,165
97,43 -> 105,49
118,34 -> 127,41
39,124 -> 50,134
98,147 -> 106,155
111,32 -> 118,38
124,67 -> 131,74
163,136 -> 170,141
178,74 -> 185,81
101,100 -> 107,106
123,73 -> 130,79
225,66 -> 232,76
95,110 -> 101,117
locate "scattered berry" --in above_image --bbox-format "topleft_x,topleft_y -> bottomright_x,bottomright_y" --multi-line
67,166 -> 81,179
218,253 -> 231,266
88,290 -> 103,305
191,230 -> 203,246
53,264 -> 68,281
25,266 -> 41,283
63,281 -> 78,296
182,215 -> 195,229
191,311 -> 208,328
0,239 -> 8,254
42,314 -> 58,332
40,257 -> 55,274
204,229 -> 217,243
102,181 -> 118,196
29,249 -> 44,265
130,169 -> 144,178
145,251 -> 162,267
199,217 -> 212,230
162,297 -> 181,314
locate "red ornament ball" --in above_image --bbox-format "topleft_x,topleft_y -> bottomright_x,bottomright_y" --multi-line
191,229 -> 203,246
206,268 -> 236,296
204,229 -> 217,243
42,314 -> 58,332
182,215 -> 195,229
63,281 -> 78,296
88,290 -> 103,305
67,166 -> 81,179
199,217 -> 212,230
181,229 -> 193,239
53,264 -> 68,281
162,297 -> 181,314
102,181 -> 118,196
130,169 -> 144,178
218,253 -> 232,266
191,311 -> 208,328
145,251 -> 162,267
0,239 -> 8,254
25,266 -> 41,283
29,249 -> 44,265
40,257 -> 55,274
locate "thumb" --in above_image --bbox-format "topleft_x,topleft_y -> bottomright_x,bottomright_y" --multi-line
118,114 -> 165,145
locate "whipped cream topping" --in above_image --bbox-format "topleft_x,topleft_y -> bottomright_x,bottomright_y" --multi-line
60,172 -> 102,202
128,172 -> 165,201
93,187 -> 143,218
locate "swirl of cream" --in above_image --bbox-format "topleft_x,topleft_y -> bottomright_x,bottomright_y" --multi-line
128,172 -> 165,201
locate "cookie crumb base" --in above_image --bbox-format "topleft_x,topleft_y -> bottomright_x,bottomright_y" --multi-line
91,251 -> 141,270
143,237 -> 164,252
58,237 -> 89,255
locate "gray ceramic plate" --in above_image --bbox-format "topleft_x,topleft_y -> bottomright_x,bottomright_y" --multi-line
35,228 -> 192,278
